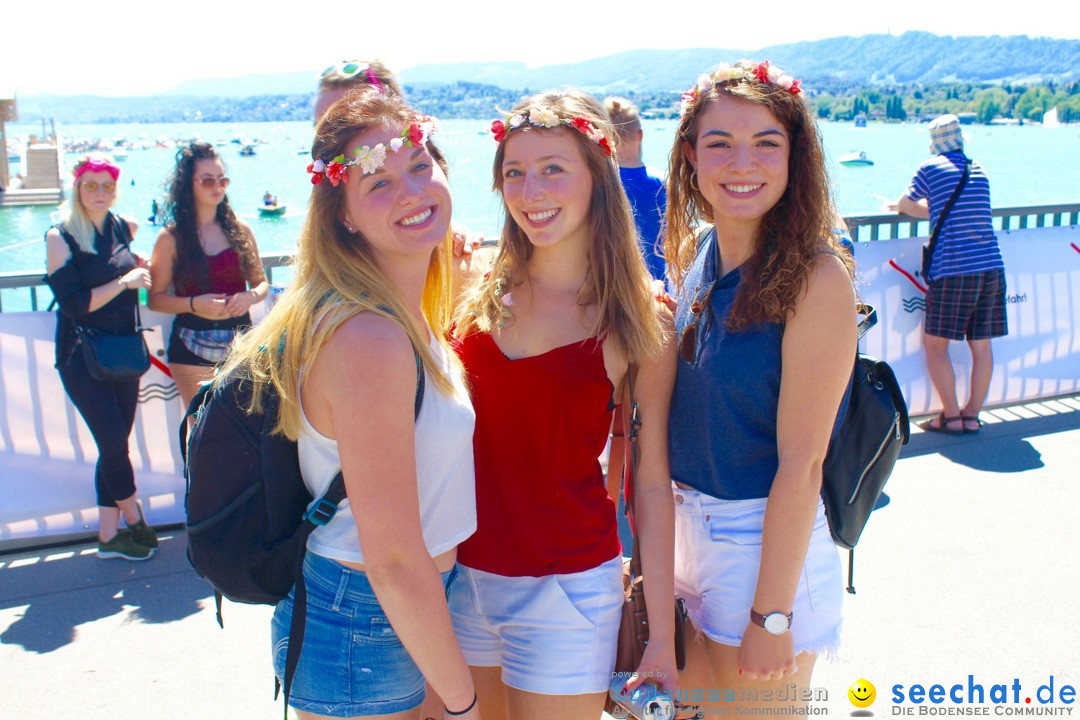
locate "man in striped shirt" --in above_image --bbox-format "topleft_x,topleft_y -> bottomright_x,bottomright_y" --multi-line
894,114 -> 1007,435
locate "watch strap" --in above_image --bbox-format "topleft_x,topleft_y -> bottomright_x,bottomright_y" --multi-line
750,608 -> 793,634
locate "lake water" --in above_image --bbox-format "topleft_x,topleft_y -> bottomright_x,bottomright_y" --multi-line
3,118 -> 1079,280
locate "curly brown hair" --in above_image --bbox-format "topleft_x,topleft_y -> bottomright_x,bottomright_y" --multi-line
664,61 -> 853,332
164,142 -> 259,290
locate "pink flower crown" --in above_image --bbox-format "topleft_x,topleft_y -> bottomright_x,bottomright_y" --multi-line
680,60 -> 802,116
307,115 -> 439,186
490,109 -> 613,156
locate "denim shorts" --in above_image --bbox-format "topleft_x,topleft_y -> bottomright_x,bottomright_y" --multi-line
672,487 -> 843,656
448,555 -> 623,694
271,552 -> 457,717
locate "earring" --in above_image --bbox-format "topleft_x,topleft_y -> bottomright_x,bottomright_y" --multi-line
689,172 -> 700,194
344,222 -> 357,234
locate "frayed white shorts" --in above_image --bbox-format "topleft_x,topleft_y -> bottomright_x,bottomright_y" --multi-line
673,486 -> 843,656
448,556 -> 623,695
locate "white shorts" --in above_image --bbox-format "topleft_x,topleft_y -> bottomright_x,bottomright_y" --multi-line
448,556 -> 624,695
673,487 -> 843,656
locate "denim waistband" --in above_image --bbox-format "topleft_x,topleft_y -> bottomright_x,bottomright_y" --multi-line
304,552 -> 458,602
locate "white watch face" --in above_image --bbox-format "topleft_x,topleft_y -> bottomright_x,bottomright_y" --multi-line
763,612 -> 790,635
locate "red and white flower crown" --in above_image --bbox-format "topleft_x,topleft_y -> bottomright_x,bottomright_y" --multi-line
680,60 -> 802,116
490,108 -> 613,156
307,115 -> 439,186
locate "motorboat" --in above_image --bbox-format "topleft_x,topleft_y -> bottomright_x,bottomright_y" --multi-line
258,203 -> 286,217
839,151 -> 874,167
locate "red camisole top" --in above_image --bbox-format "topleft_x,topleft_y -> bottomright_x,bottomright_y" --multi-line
174,248 -> 248,297
453,331 -> 621,576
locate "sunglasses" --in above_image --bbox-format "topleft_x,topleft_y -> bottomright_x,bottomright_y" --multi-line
320,61 -> 374,82
195,177 -> 230,189
678,280 -> 716,366
80,180 -> 117,194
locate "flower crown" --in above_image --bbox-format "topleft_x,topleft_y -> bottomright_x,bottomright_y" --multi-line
680,61 -> 802,116
307,115 -> 438,186
490,108 -> 613,156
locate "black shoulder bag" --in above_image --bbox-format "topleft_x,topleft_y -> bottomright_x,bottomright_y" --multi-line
75,218 -> 151,383
821,304 -> 910,593
920,159 -> 972,283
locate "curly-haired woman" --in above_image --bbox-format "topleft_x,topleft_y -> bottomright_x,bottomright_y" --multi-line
148,142 -> 268,413
664,61 -> 857,712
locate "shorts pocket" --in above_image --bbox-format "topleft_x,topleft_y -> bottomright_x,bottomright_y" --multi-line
352,602 -> 404,647
705,513 -> 763,547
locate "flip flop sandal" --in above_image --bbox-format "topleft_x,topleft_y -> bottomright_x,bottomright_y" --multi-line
918,413 -> 965,435
961,415 -> 983,434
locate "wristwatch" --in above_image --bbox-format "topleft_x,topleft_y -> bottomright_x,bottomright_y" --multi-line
750,609 -> 792,636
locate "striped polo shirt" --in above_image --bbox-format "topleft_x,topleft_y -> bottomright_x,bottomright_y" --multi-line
905,151 -> 1004,280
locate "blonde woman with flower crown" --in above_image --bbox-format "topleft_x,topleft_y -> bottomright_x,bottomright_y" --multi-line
663,61 -> 857,713
450,89 -> 678,720
217,88 -> 480,720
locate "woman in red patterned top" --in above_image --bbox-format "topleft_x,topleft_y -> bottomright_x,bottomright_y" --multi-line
148,142 -> 268,413
450,89 -> 678,720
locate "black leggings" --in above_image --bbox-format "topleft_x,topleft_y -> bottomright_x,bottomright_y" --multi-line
58,355 -> 140,507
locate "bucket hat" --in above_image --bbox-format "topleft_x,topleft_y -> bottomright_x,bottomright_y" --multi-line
929,114 -> 964,155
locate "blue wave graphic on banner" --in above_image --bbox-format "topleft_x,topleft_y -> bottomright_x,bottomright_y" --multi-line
902,297 -> 927,313
138,382 -> 179,403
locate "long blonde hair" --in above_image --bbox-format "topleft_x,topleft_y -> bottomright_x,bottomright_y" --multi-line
216,89 -> 458,439
454,89 -> 664,363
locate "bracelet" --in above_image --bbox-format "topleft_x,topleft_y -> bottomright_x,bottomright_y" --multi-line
118,278 -> 127,291
189,296 -> 196,312
445,693 -> 477,716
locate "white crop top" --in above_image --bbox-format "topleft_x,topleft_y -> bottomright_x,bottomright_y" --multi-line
297,332 -> 476,564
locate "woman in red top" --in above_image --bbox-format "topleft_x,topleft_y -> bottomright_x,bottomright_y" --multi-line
148,142 -> 268,413
451,89 -> 678,720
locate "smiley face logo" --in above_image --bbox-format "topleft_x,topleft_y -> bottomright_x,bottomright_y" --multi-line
848,679 -> 876,708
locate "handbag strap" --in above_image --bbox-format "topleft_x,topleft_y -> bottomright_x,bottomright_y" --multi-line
112,215 -> 148,332
623,361 -> 643,576
924,159 -> 972,268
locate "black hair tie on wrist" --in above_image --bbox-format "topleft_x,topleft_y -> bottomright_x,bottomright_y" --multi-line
189,296 -> 195,312
445,693 -> 478,716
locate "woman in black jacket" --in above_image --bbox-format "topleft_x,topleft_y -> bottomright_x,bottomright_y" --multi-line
44,153 -> 159,561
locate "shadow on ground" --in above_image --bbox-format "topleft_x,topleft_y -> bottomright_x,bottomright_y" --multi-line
0,533 -> 212,653
902,409 -> 1079,473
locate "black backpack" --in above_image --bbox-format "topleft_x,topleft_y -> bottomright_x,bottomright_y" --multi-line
181,345 -> 423,712
822,304 -> 910,593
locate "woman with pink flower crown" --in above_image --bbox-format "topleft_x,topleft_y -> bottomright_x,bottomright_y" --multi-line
449,89 -> 678,720
219,88 -> 481,720
664,61 -> 857,713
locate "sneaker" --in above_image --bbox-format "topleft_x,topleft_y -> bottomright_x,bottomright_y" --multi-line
129,509 -> 159,549
98,530 -> 154,561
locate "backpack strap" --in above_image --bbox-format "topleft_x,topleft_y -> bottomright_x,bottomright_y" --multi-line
279,341 -> 425,717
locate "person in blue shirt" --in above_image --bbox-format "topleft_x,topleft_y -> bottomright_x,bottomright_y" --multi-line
604,97 -> 667,283
894,114 -> 1006,435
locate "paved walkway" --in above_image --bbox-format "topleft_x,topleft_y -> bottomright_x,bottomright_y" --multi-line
2,397 -> 1078,719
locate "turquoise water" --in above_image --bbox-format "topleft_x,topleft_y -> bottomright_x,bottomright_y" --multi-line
3,118 -> 1079,278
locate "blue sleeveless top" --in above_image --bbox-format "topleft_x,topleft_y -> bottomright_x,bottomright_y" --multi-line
668,228 -> 848,500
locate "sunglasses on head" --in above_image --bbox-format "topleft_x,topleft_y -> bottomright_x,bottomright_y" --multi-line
80,180 -> 117,194
195,177 -> 230,189
320,61 -> 374,82
678,280 -> 716,366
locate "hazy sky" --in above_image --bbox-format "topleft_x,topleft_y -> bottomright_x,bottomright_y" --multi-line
3,0 -> 1076,96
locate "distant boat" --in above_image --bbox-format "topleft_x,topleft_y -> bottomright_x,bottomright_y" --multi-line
258,204 -> 286,217
239,144 -> 256,157
1043,107 -> 1060,128
839,151 -> 874,167
854,113 -> 868,128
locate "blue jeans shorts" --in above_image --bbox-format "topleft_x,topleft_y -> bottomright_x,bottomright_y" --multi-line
271,552 -> 458,717
448,555 -> 623,695
672,487 -> 843,656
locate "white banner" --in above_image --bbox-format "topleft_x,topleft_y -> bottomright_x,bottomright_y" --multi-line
0,310 -> 184,544
852,225 -> 1080,417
